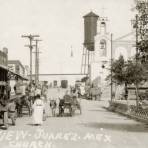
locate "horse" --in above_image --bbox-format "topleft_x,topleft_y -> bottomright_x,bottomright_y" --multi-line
59,99 -> 65,116
15,97 -> 22,117
50,100 -> 57,117
15,95 -> 32,117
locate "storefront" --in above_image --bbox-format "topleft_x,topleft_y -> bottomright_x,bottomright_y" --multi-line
0,50 -> 8,96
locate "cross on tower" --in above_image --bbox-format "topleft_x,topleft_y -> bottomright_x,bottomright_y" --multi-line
101,6 -> 106,17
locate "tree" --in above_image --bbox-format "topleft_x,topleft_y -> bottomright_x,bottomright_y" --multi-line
81,76 -> 89,83
106,55 -> 127,99
111,55 -> 126,84
108,55 -> 147,108
134,1 -> 148,63
106,56 -> 126,83
125,60 -> 147,108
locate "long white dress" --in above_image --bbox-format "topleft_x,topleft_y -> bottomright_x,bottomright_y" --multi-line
32,99 -> 44,125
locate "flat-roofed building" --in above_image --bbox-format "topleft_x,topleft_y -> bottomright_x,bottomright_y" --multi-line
8,60 -> 25,76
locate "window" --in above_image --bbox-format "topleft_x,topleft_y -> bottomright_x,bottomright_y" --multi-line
100,21 -> 106,34
100,39 -> 107,56
100,40 -> 106,49
101,21 -> 106,28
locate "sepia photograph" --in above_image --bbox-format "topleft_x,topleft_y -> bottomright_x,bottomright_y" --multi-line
0,0 -> 148,148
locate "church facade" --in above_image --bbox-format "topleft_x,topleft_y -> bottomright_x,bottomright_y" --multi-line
90,16 -> 136,90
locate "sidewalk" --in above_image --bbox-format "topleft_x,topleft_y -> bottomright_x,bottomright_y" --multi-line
106,100 -> 148,124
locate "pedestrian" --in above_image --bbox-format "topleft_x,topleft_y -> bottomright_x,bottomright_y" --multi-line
41,96 -> 47,120
32,94 -> 45,125
42,85 -> 48,102
50,99 -> 57,117
20,83 -> 26,102
0,94 -> 9,129
35,85 -> 41,97
7,82 -> 11,99
8,98 -> 17,126
30,83 -> 35,104
14,80 -> 22,95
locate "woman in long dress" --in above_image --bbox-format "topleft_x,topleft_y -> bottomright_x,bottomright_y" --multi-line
32,95 -> 44,125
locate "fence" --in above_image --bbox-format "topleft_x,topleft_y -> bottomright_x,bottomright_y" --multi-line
109,100 -> 148,123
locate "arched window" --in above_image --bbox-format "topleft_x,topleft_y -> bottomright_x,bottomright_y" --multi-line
100,39 -> 107,56
101,21 -> 106,28
100,21 -> 106,34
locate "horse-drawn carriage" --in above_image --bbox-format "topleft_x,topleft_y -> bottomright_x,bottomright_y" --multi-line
59,92 -> 81,117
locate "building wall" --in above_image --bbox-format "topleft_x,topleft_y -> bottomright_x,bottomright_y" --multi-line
90,16 -> 136,94
90,18 -> 111,87
0,50 -> 7,66
32,75 -> 86,87
8,60 -> 25,76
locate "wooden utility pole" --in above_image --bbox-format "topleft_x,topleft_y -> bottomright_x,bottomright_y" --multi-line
135,14 -> 139,109
135,14 -> 138,63
111,33 -> 113,102
33,39 -> 42,85
87,50 -> 90,76
21,34 -> 40,82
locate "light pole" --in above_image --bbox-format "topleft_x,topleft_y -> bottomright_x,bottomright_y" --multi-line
135,14 -> 139,108
131,14 -> 139,108
102,33 -> 113,102
111,33 -> 113,102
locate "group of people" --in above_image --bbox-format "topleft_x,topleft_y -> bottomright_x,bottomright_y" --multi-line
21,83 -> 48,125
32,87 -> 82,124
1,82 -> 48,128
28,86 -> 81,125
0,81 -> 82,129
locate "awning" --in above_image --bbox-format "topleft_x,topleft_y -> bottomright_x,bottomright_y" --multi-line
0,64 -> 8,71
0,65 -> 28,81
8,70 -> 29,81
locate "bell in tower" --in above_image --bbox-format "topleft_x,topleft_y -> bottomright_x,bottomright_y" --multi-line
99,17 -> 108,35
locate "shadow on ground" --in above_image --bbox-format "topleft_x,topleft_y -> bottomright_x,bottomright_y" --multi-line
79,122 -> 148,133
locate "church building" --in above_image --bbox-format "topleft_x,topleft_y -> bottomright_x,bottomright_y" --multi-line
87,11 -> 136,91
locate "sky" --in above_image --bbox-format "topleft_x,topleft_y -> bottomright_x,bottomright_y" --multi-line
0,0 -> 135,74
